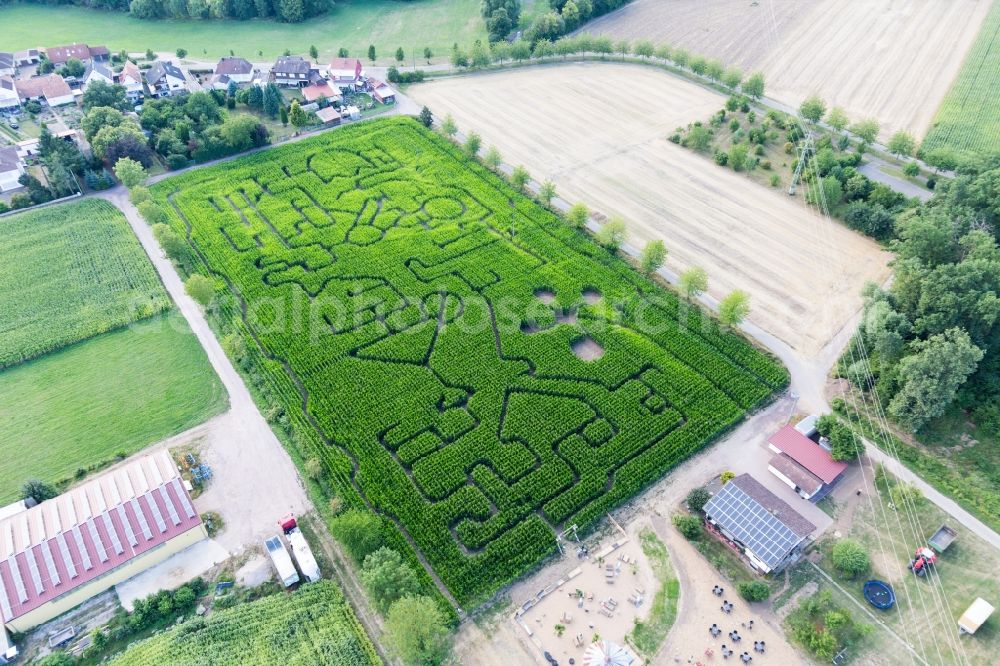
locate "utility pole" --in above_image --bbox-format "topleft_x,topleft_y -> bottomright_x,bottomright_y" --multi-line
788,132 -> 814,196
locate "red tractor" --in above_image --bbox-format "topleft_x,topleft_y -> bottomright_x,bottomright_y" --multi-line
909,547 -> 938,577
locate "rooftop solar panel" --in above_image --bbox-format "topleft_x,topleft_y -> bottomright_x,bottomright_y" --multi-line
117,505 -> 137,547
102,513 -> 124,556
704,480 -> 805,569
7,556 -> 27,603
171,478 -> 197,519
56,533 -> 77,578
159,486 -> 181,526
130,499 -> 152,541
25,548 -> 44,596
145,493 -> 167,534
72,526 -> 92,571
86,519 -> 108,563
39,539 -> 60,587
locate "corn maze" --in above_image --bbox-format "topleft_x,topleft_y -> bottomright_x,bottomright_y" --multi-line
153,117 -> 788,603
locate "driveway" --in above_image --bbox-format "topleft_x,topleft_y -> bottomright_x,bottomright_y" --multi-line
858,157 -> 932,202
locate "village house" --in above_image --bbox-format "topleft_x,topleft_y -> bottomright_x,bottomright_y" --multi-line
326,57 -> 364,91
117,61 -> 144,102
367,78 -> 396,105
15,74 -> 74,107
271,56 -> 320,87
0,54 -> 14,78
0,147 -> 25,193
44,43 -> 109,67
82,62 -> 115,90
766,424 -> 848,502
703,473 -> 816,574
301,81 -> 341,106
213,57 -> 254,87
0,77 -> 19,112
144,61 -> 187,98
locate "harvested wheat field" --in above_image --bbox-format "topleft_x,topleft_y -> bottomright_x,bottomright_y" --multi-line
580,0 -> 991,139
411,63 -> 891,355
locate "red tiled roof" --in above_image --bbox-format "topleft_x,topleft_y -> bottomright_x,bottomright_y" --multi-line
327,57 -> 361,75
15,74 -> 72,102
301,82 -> 337,102
45,44 -> 92,65
316,107 -> 341,123
768,425 -> 847,484
0,452 -> 202,626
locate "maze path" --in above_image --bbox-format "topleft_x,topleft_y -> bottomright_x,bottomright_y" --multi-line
154,118 -> 787,603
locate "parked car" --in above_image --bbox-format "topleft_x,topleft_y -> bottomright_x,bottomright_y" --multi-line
8,120 -> 18,129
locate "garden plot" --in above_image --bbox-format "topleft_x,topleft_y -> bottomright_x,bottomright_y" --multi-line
410,64 -> 891,356
580,0 -> 991,139
152,117 -> 787,604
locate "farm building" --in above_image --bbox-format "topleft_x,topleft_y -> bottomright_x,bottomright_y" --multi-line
315,106 -> 342,127
767,425 -> 848,501
326,57 -> 364,90
368,78 -> 396,104
0,54 -> 13,78
15,75 -> 73,107
0,450 -> 206,633
703,473 -> 816,574
14,49 -> 39,67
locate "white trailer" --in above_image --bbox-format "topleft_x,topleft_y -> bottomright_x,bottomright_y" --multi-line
959,598 -> 994,635
265,535 -> 300,587
287,529 -> 322,583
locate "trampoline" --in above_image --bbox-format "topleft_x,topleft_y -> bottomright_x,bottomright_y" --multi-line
864,580 -> 896,610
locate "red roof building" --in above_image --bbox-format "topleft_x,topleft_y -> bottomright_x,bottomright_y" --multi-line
767,425 -> 847,500
0,451 -> 206,633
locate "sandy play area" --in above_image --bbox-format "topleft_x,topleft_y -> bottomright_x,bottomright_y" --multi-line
411,64 -> 891,355
580,0 -> 991,139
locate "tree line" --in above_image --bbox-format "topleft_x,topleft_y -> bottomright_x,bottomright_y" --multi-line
2,0 -> 334,23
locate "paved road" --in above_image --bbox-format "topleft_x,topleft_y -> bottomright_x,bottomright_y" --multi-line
859,156 -> 932,202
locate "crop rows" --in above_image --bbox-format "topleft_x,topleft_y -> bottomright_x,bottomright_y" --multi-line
922,1 -> 1000,160
0,199 -> 171,368
109,582 -> 380,665
152,117 -> 787,604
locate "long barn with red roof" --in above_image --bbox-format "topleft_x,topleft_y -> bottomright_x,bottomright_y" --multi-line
767,424 -> 848,501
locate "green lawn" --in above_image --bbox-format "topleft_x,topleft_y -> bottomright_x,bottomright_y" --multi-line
0,312 -> 228,502
0,0 -> 485,63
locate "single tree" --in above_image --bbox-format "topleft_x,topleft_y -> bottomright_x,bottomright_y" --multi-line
483,145 -> 502,171
114,157 -> 147,189
903,161 -> 920,178
309,44 -> 318,60
464,131 -> 482,156
672,514 -> 701,540
597,217 -> 627,252
887,130 -> 916,157
440,114 -> 458,137
368,44 -> 377,62
705,59 -> 723,81
722,66 -> 742,91
332,509 -> 385,562
384,596 -> 451,666
361,547 -> 422,613
289,99 -> 309,127
337,47 -> 349,58
185,274 -> 215,307
616,39 -> 630,60
850,118 -> 880,146
826,106 -> 849,132
799,95 -> 826,123
685,486 -> 710,512
537,180 -> 556,208
510,165 -> 530,192
145,48 -> 155,61
678,267 -> 708,300
21,479 -> 58,504
423,47 -> 433,64
304,457 -> 323,480
395,47 -> 405,63
743,71 -> 765,100
418,106 -> 433,128
639,239 -> 667,275
634,40 -> 654,59
176,48 -> 187,59
566,202 -> 588,229
279,105 -> 289,126
738,581 -> 770,602
832,539 -> 870,578
686,124 -> 713,152
718,290 -> 750,327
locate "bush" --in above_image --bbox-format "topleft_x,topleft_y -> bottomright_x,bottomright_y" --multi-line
686,487 -> 711,512
672,514 -> 702,540
720,471 -> 735,484
713,150 -> 728,166
831,539 -> 870,578
332,509 -> 385,562
738,580 -> 770,602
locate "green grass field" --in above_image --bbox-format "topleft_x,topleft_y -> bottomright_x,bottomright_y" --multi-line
0,0 -> 484,62
153,116 -> 787,604
0,312 -> 227,502
108,582 -> 379,665
921,1 -> 1000,160
0,199 -> 171,369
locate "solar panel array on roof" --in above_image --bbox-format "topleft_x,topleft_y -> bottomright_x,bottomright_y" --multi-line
704,476 -> 810,570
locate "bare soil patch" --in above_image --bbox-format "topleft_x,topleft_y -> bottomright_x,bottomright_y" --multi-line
580,0 -> 991,139
411,64 -> 891,355
572,336 -> 604,361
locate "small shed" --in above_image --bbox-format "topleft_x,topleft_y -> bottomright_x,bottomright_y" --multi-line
959,598 -> 994,635
315,107 -> 342,126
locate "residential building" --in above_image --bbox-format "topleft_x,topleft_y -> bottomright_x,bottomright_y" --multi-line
0,147 -> 24,192
44,43 -> 108,66
214,57 -> 254,84
766,425 -> 848,501
14,49 -> 40,68
0,78 -> 19,112
82,62 -> 114,90
15,75 -> 74,107
145,61 -> 186,98
301,81 -> 340,105
117,61 -> 144,102
368,78 -> 396,105
0,54 -> 13,78
271,56 -> 319,87
703,473 -> 816,574
326,57 -> 363,91
0,450 -> 207,633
